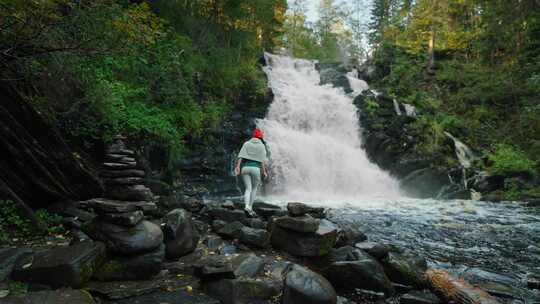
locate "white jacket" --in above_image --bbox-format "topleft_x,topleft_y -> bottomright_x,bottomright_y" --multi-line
238,138 -> 268,163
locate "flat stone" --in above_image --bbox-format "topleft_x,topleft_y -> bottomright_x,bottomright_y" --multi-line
163,209 -> 200,259
1,289 -> 96,304
93,244 -> 165,281
100,169 -> 146,178
204,236 -> 224,251
401,290 -> 441,304
0,247 -> 33,281
86,198 -> 138,214
102,162 -> 137,170
103,177 -> 144,186
271,224 -> 337,257
232,254 -> 265,278
334,222 -> 368,247
194,256 -> 235,281
287,202 -> 325,218
105,185 -> 153,201
206,278 -> 281,304
86,280 -> 161,300
106,148 -> 135,156
11,242 -> 106,289
100,211 -> 144,227
219,245 -> 237,255
105,289 -> 220,304
274,215 -> 320,233
253,202 -> 287,218
83,219 -> 163,255
355,242 -> 390,260
131,201 -> 158,213
244,217 -> 266,229
283,264 -> 337,304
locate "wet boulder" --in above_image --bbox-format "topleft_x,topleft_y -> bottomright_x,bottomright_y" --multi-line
11,242 -> 106,288
217,221 -> 245,239
105,289 -> 220,304
334,222 -> 368,247
99,211 -> 144,227
0,247 -> 33,282
194,256 -> 236,281
323,247 -> 394,296
83,219 -> 163,255
233,254 -> 265,278
163,209 -> 200,259
209,207 -> 247,223
239,226 -> 270,248
105,184 -> 154,201
382,252 -> 428,288
355,242 -> 391,260
283,264 -> 337,304
274,215 -> 320,233
93,244 -> 165,281
271,222 -> 337,257
287,202 -> 325,218
253,201 -> 287,218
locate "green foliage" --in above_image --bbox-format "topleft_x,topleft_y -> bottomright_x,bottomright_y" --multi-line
8,282 -> 28,296
488,144 -> 537,176
0,200 -> 65,243
364,98 -> 380,116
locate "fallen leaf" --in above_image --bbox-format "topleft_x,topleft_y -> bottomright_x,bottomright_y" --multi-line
0,290 -> 9,298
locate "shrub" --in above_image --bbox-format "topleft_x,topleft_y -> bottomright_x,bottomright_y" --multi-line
488,144 -> 537,176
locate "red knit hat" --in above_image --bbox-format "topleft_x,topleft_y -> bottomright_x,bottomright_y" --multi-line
253,128 -> 264,139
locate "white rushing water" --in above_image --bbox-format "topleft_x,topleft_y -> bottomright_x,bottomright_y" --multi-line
258,53 -> 401,202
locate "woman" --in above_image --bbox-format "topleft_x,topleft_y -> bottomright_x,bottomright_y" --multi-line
235,128 -> 269,216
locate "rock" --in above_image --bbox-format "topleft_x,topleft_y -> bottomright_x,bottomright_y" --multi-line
382,252 -> 427,287
219,245 -> 238,255
271,224 -> 337,257
86,198 -> 138,214
86,280 -> 161,300
212,220 -> 227,231
0,289 -> 96,304
335,224 -> 368,247
130,201 -> 158,214
93,244 -> 165,281
217,221 -> 245,239
206,278 -> 281,304
233,254 -> 265,278
102,162 -> 137,170
100,210 -> 144,227
194,256 -> 235,281
355,242 -> 390,260
11,242 -> 106,288
105,289 -> 219,304
287,202 -> 325,218
83,219 -> 163,255
204,236 -> 224,251
401,290 -> 441,304
239,226 -> 270,248
70,230 -> 92,244
253,201 -> 287,218
274,215 -> 320,233
324,247 -> 394,296
163,209 -> 200,259
0,247 -> 33,282
100,169 -> 146,178
106,185 -> 154,201
283,264 -> 337,304
244,217 -> 266,229
209,208 -> 246,223
527,274 -> 540,290
476,282 -> 522,299
103,177 -> 144,186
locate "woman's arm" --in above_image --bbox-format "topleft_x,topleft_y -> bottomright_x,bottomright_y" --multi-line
262,162 -> 268,179
235,158 -> 242,176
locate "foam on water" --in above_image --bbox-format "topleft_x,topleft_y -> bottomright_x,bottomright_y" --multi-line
258,53 -> 401,203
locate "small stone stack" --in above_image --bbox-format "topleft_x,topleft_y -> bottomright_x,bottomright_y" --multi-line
80,137 -> 164,281
100,136 -> 154,202
82,199 -> 165,281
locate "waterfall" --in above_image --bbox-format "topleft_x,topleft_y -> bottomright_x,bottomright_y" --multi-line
257,53 -> 401,201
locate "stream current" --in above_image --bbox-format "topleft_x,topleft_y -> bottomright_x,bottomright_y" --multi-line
257,53 -> 540,303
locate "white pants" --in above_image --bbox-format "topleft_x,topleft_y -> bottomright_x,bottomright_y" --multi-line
241,166 -> 261,210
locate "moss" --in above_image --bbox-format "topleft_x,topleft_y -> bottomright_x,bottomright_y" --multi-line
93,259 -> 125,281
318,231 -> 337,256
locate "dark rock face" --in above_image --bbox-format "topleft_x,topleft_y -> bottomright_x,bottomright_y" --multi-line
206,278 -> 281,304
0,85 -> 102,209
83,219 -> 163,255
11,242 -> 106,288
163,209 -> 200,259
283,264 -> 337,304
93,244 -> 165,281
0,247 -> 33,281
319,64 -> 353,94
271,224 -> 337,257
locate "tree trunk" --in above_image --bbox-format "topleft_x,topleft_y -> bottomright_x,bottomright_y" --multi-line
426,269 -> 501,304
427,28 -> 436,75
